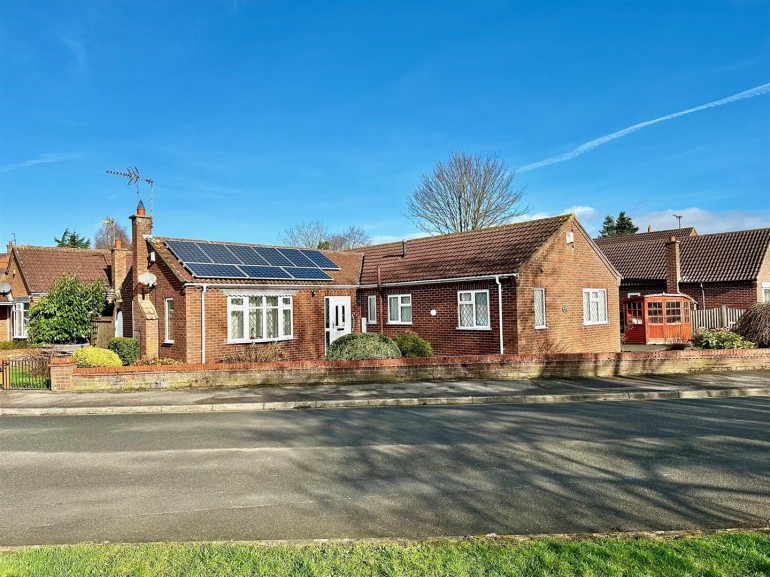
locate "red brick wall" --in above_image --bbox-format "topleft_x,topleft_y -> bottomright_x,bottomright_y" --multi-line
142,249 -> 188,362
359,280 -> 511,356
516,222 -> 621,353
0,306 -> 10,341
680,281 -> 758,310
755,244 -> 770,303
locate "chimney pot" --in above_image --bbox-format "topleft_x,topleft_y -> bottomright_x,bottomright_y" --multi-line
114,238 -> 123,249
136,200 -> 146,216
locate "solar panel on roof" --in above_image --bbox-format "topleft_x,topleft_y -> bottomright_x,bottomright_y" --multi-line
186,263 -> 247,279
301,250 -> 340,270
199,243 -> 240,264
239,265 -> 293,280
279,248 -> 316,268
286,267 -> 333,280
252,247 -> 294,267
166,240 -> 212,263
228,245 -> 269,266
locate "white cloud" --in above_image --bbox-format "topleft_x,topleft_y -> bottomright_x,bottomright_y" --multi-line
0,152 -> 86,172
369,232 -> 426,245
636,207 -> 770,234
518,82 -> 770,172
512,205 -> 595,223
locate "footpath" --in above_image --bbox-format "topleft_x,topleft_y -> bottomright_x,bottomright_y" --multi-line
1,370 -> 769,416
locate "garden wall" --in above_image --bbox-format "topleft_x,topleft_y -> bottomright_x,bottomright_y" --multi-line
49,349 -> 770,392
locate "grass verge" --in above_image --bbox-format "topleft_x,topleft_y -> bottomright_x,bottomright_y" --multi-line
1,531 -> 769,577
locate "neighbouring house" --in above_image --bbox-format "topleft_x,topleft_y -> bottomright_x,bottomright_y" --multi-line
0,252 -> 11,341
596,228 -> 770,310
0,243 -> 130,342
124,205 -> 621,363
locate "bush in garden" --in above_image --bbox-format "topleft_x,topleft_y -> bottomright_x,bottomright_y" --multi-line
72,346 -> 123,368
108,337 -> 140,366
732,303 -> 770,348
394,330 -> 434,357
325,333 -> 402,361
692,328 -> 755,350
133,356 -> 183,366
27,275 -> 107,344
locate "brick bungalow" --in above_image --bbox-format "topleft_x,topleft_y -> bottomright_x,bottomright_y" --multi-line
124,206 -> 621,362
596,228 -> 770,309
0,243 -> 130,341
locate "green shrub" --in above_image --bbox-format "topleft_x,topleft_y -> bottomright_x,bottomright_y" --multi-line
692,328 -> 756,350
134,356 -> 183,366
325,333 -> 402,361
108,337 -> 140,366
0,339 -> 41,351
394,330 -> 434,357
72,346 -> 123,368
732,303 -> 770,348
27,275 -> 107,344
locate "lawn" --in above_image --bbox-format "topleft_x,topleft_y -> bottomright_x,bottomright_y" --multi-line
1,531 -> 768,577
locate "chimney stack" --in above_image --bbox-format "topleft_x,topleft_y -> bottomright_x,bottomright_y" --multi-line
664,236 -> 681,294
647,225 -> 652,233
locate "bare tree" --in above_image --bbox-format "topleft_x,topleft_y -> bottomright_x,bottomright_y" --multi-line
407,152 -> 526,235
281,220 -> 329,248
324,225 -> 370,250
94,217 -> 130,249
282,221 -> 370,250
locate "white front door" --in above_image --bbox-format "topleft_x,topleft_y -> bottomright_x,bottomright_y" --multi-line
325,296 -> 352,348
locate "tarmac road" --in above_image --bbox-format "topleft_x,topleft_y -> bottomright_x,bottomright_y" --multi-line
1,396 -> 769,546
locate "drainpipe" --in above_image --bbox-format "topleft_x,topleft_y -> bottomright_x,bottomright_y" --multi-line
699,282 -> 706,310
201,285 -> 207,364
495,275 -> 504,355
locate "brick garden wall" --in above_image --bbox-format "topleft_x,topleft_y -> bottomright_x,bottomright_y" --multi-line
50,349 -> 770,391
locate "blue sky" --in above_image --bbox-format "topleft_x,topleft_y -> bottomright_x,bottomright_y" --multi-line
1,1 -> 768,248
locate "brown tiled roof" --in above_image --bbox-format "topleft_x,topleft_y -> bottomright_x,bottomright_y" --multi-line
12,246 -> 111,293
358,215 -> 572,284
151,237 -> 363,286
599,228 -> 770,283
0,253 -> 8,272
594,227 -> 697,246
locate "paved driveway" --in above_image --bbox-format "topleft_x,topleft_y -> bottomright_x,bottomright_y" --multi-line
1,397 -> 768,545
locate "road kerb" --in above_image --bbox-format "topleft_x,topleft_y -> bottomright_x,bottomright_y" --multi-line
1,386 -> 769,417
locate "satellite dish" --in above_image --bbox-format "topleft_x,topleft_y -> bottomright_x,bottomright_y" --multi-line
0,282 -> 11,294
138,272 -> 157,287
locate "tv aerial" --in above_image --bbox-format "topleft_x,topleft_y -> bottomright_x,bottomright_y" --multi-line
672,214 -> 683,229
106,166 -> 155,216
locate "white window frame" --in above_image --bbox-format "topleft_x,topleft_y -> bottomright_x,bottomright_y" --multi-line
387,294 -> 412,325
164,298 -> 174,343
763,282 -> 770,303
227,293 -> 294,344
627,292 -> 641,298
12,301 -> 29,339
457,289 -> 491,330
534,288 -> 547,329
367,295 -> 377,324
583,288 -> 608,325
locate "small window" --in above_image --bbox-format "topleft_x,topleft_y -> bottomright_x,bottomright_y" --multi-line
627,292 -> 641,298
625,301 -> 643,325
763,282 -> 770,303
647,301 -> 663,324
164,298 -> 174,343
583,289 -> 608,325
387,294 -> 412,324
665,301 -> 682,324
367,295 -> 377,323
534,289 -> 546,329
458,290 -> 490,329
12,302 -> 29,339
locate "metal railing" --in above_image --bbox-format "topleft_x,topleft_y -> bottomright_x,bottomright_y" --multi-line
0,357 -> 51,390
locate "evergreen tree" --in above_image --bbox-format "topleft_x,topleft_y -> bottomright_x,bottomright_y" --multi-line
614,211 -> 639,235
599,215 -> 616,237
600,212 -> 639,237
54,228 -> 91,248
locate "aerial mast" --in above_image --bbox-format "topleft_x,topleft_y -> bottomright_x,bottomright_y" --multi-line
106,166 -> 155,216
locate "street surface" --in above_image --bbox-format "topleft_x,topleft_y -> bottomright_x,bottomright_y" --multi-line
1,397 -> 768,545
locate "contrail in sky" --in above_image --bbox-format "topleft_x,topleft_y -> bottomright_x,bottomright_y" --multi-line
517,82 -> 770,172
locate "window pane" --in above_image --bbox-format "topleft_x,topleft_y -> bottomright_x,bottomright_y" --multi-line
248,296 -> 260,307
459,292 -> 472,302
459,303 -> 474,327
401,295 -> 411,305
368,295 -> 376,322
266,308 -> 278,338
401,304 -> 412,323
647,301 -> 663,324
583,291 -> 590,322
231,310 -> 244,340
389,297 -> 399,321
598,290 -> 607,322
282,297 -> 291,306
475,292 -> 489,326
534,289 -> 545,327
283,309 -> 292,336
266,296 -> 278,307
249,308 -> 263,339
666,301 -> 682,324
232,297 -> 243,306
